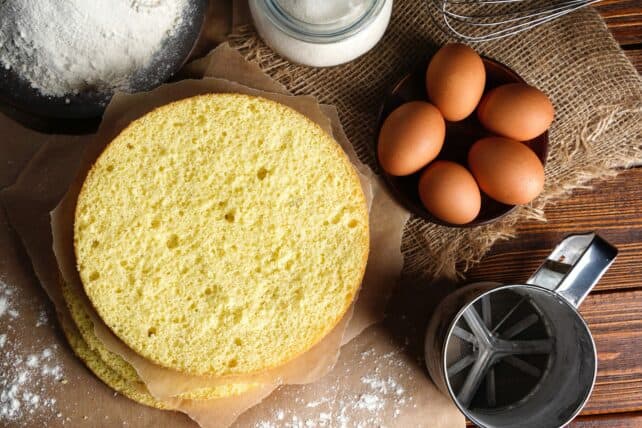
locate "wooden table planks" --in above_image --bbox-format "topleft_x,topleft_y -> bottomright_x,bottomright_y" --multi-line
595,0 -> 642,72
582,290 -> 642,414
596,0 -> 642,47
0,3 -> 637,428
573,412 -> 642,427
466,4 -> 642,421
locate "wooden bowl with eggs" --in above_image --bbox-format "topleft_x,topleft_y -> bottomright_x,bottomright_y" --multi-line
376,49 -> 549,227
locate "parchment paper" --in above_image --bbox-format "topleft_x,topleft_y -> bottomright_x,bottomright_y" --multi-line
44,44 -> 409,427
1,43 -> 462,427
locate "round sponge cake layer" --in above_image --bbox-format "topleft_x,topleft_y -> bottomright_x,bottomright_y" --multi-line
75,94 -> 369,376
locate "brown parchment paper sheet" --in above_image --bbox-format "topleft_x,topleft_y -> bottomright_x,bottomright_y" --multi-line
1,44 -> 428,427
0,18 -> 462,428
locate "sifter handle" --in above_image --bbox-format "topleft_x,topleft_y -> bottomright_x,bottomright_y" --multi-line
526,232 -> 618,308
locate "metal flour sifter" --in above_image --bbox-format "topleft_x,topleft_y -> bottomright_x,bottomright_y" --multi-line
425,232 -> 617,428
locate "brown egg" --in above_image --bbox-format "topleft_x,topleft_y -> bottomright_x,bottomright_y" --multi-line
378,101 -> 445,176
468,137 -> 545,205
477,83 -> 554,141
418,161 -> 481,225
426,43 -> 486,122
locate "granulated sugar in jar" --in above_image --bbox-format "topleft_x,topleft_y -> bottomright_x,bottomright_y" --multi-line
249,0 -> 393,67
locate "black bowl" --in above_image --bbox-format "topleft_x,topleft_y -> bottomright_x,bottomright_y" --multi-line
376,56 -> 549,228
0,0 -> 208,134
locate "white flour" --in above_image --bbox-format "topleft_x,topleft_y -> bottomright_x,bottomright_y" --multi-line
0,0 -> 187,97
0,279 -> 64,424
253,348 -> 414,428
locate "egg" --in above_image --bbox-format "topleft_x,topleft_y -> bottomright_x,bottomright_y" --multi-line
426,43 -> 486,122
468,137 -> 545,205
378,101 -> 445,176
477,83 -> 554,141
418,161 -> 481,225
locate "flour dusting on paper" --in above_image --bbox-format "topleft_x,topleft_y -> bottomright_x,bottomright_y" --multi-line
252,347 -> 415,428
0,279 -> 64,423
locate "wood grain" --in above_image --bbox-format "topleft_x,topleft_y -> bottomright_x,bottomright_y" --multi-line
467,411 -> 642,427
467,167 -> 642,292
571,412 -> 642,427
596,0 -> 642,46
582,290 -> 642,414
595,0 -> 642,73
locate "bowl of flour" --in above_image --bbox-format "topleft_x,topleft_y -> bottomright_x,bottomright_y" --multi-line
0,0 -> 207,121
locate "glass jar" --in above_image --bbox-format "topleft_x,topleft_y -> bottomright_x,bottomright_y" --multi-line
249,0 -> 393,67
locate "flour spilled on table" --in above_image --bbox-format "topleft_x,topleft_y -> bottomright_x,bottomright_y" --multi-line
253,347 -> 416,428
0,279 -> 65,424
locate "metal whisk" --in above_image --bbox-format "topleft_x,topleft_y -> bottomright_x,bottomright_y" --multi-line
428,0 -> 600,42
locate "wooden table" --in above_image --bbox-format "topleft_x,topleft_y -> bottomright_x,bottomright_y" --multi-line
465,1 -> 642,425
0,3 -> 638,427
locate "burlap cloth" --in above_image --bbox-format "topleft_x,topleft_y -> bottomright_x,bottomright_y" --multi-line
229,1 -> 642,280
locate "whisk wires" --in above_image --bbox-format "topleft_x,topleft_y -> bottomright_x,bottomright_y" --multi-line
429,0 -> 601,42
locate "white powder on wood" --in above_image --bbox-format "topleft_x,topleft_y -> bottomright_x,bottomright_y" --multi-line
0,0 -> 187,97
36,310 -> 49,328
0,279 -> 64,423
0,297 -> 7,317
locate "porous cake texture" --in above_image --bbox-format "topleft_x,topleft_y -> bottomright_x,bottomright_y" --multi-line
61,280 -> 254,401
74,94 -> 369,376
